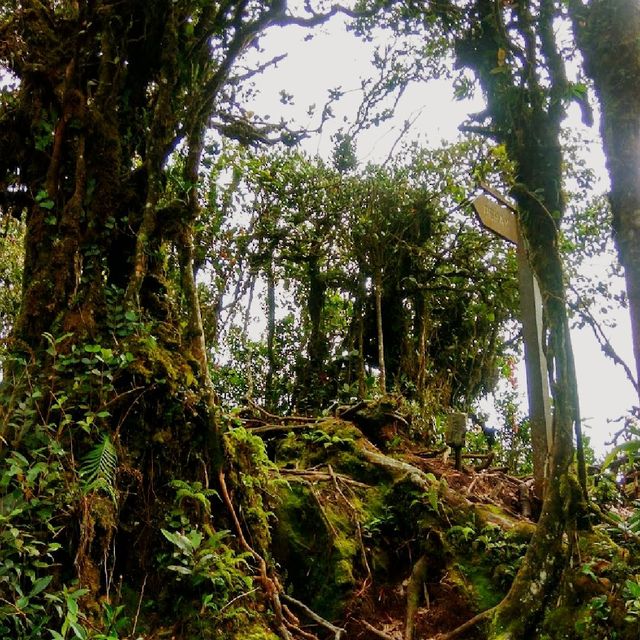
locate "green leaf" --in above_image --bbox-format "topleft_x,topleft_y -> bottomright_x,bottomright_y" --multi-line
602,440 -> 640,471
30,575 -> 53,596
80,434 -> 118,501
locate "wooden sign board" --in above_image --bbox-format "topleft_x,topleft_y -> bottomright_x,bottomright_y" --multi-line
471,189 -> 553,500
472,195 -> 519,245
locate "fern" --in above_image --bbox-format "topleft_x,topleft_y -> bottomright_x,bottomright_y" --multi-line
80,434 -> 118,502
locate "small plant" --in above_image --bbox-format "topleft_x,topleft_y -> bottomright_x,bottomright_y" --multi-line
160,526 -> 253,611
79,434 -> 118,502
623,576 -> 640,623
446,523 -> 477,545
301,429 -> 355,450
363,505 -> 397,539
574,595 -> 611,636
409,473 -> 441,514
170,479 -> 219,516
48,585 -> 90,640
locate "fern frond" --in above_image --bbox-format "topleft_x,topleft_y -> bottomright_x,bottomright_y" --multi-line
80,434 -> 118,502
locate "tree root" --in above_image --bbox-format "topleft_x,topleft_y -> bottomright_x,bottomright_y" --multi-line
360,619 -> 396,640
327,463 -> 373,584
280,468 -> 371,488
218,469 -> 293,640
281,593 -> 346,640
247,423 -> 316,435
427,607 -> 496,640
405,554 -> 430,640
246,398 -> 319,424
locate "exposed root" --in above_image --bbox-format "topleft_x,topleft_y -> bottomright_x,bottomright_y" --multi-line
281,593 -> 347,640
360,619 -> 396,640
218,469 -> 293,640
327,463 -> 373,584
280,468 -> 371,488
427,606 -> 495,640
405,554 -> 430,640
305,479 -> 339,539
246,398 -> 319,424
248,423 -> 318,435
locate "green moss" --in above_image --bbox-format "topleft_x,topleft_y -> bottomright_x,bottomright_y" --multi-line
453,560 -> 505,611
475,503 -> 520,529
272,481 -> 359,620
231,623 -> 280,640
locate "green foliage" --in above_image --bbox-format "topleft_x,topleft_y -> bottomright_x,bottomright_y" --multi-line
170,479 -> 219,516
410,472 -> 441,514
0,216 -> 23,338
79,434 -> 118,502
223,426 -> 281,552
447,520 -> 526,591
0,439 -> 69,638
160,527 -> 252,601
575,595 -> 613,637
210,141 -> 518,411
623,577 -> 640,623
301,429 -> 355,451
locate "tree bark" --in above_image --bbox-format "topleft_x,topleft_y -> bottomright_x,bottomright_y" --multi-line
375,268 -> 387,393
569,0 -> 640,402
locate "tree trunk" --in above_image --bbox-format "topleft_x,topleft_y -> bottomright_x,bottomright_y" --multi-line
448,0 -> 586,632
266,265 -> 277,411
570,0 -> 640,402
0,2 -> 291,635
375,269 -> 387,393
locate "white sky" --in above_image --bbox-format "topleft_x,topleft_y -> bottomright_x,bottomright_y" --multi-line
246,16 -> 637,456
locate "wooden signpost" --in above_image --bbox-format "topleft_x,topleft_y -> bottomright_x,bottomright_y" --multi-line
472,186 -> 553,500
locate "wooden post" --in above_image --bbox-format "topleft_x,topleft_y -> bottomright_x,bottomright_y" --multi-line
472,188 -> 553,500
516,232 -> 553,499
446,412 -> 467,471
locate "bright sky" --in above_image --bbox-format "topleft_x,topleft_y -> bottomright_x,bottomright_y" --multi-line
247,16 -> 637,456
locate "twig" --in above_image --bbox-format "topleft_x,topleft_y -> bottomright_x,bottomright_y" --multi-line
569,283 -> 639,393
216,588 -> 259,616
246,399 -> 319,423
218,470 -> 293,640
337,400 -> 368,420
359,619 -> 396,640
280,468 -> 371,488
386,411 -> 410,428
306,480 -> 338,539
280,593 -> 346,640
131,573 -> 147,638
466,476 -> 480,496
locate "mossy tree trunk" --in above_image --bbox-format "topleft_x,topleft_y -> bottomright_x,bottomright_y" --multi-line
0,1 -> 342,631
449,0 -> 587,634
569,0 -> 640,401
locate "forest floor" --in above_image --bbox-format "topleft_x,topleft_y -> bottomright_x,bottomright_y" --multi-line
244,400 -> 549,640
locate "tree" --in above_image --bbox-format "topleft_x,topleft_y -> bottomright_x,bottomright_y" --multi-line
0,2 -> 359,638
569,0 -> 640,403
352,0 -> 591,634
